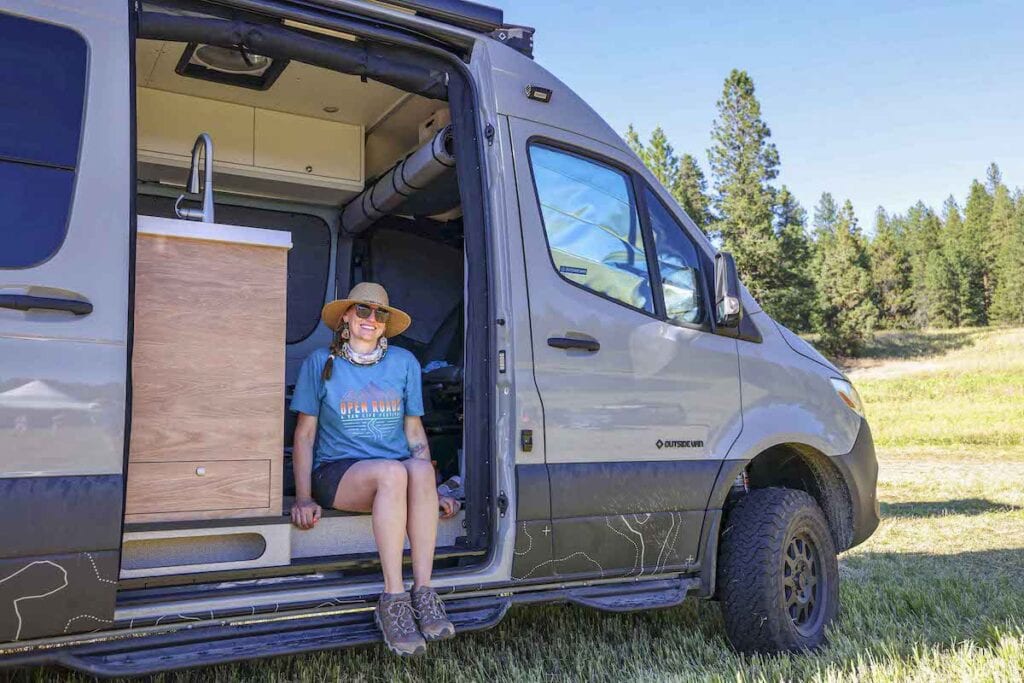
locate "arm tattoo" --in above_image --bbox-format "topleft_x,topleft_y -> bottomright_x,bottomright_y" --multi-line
410,441 -> 429,459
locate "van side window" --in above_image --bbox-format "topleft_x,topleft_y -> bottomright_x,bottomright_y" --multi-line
528,144 -> 654,314
644,188 -> 706,325
0,14 -> 87,268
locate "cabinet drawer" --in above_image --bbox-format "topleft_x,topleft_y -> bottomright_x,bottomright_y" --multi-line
126,460 -> 270,515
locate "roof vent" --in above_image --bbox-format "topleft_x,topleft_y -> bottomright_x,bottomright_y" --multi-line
175,43 -> 289,91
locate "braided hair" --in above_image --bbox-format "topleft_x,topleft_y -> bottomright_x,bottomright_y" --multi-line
322,322 -> 347,381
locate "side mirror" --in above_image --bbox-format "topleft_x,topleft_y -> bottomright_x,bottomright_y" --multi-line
715,252 -> 742,328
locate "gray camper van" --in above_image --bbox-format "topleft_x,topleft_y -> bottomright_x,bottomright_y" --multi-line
0,0 -> 878,675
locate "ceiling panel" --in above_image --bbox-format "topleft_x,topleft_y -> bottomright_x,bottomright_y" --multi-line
136,39 -> 413,127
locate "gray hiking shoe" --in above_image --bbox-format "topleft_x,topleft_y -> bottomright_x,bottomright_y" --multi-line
375,592 -> 426,657
411,586 -> 455,641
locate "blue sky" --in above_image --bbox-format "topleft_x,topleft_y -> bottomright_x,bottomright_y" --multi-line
492,0 -> 1024,232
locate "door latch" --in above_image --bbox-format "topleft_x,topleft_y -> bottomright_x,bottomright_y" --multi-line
497,490 -> 508,517
520,429 -> 533,452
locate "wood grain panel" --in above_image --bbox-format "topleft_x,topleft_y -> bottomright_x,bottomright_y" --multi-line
129,231 -> 286,521
125,460 -> 270,516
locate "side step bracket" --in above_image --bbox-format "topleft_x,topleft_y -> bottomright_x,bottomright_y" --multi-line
565,577 -> 699,613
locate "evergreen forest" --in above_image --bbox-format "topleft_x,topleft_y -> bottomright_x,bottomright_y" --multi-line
626,69 -> 1024,356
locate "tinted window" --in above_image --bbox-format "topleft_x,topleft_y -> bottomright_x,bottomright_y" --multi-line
644,188 -> 706,325
529,144 -> 653,314
136,197 -> 331,343
0,13 -> 87,268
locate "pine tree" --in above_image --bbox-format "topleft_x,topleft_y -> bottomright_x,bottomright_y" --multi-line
990,195 -> 1024,324
939,196 -> 965,326
990,184 -> 1016,263
986,162 -> 1003,195
812,200 -> 876,355
923,249 -> 959,327
869,208 -> 914,328
813,192 -> 840,240
770,186 -> 815,331
624,124 -> 645,161
904,202 -> 943,327
623,125 -> 712,233
644,126 -> 679,191
673,153 -> 713,233
707,69 -> 783,306
961,179 -> 993,323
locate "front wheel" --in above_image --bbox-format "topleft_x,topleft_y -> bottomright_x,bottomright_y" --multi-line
716,487 -> 839,653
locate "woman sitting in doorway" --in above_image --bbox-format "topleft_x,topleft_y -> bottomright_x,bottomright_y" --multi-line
290,282 -> 460,657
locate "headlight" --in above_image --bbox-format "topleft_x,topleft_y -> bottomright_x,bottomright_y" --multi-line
830,378 -> 865,418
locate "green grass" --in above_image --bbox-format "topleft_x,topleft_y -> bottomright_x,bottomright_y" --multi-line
40,327 -> 1024,682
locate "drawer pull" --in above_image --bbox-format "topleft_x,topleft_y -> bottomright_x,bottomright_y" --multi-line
195,466 -> 206,476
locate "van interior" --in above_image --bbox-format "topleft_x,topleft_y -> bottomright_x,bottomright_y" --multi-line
122,2 -> 488,593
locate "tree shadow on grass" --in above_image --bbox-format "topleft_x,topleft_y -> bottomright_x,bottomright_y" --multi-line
855,329 -> 977,362
881,498 -> 1024,518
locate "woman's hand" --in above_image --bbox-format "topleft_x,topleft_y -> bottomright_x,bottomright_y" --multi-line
439,495 -> 461,520
291,497 -> 322,529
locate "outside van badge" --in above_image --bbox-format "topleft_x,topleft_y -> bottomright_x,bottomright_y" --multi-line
559,265 -> 587,276
656,439 -> 705,449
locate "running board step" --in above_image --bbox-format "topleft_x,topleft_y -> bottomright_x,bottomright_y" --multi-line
566,577 -> 699,612
53,596 -> 510,678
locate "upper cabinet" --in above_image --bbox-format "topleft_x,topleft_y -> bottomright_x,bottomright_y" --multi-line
136,87 -> 364,205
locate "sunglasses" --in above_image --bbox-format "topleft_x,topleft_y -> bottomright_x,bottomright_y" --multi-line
353,303 -> 391,324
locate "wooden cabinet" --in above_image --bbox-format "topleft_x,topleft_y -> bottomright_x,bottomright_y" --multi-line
254,109 -> 362,181
136,87 -> 364,205
137,88 -> 255,166
127,216 -> 290,523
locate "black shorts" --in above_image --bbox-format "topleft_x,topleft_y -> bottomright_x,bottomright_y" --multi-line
311,457 -> 409,509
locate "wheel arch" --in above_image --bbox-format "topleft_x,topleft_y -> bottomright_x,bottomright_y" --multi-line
711,443 -> 856,553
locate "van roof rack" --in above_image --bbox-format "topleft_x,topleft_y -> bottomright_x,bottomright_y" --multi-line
381,0 -> 536,58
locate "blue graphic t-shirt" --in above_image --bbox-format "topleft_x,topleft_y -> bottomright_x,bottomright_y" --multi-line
290,346 -> 424,467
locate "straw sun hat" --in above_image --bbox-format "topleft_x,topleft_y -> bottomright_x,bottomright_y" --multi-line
321,282 -> 411,338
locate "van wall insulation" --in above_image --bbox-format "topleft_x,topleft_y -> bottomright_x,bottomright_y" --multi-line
341,125 -> 456,235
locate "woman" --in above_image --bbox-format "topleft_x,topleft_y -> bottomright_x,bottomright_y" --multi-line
290,282 -> 460,657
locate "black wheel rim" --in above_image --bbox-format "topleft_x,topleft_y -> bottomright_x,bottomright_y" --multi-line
783,531 -> 825,636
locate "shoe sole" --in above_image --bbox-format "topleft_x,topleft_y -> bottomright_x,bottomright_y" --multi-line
374,610 -> 427,657
422,625 -> 456,642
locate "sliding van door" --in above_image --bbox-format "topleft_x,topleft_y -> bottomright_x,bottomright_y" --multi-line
0,1 -> 130,642
508,117 -> 742,579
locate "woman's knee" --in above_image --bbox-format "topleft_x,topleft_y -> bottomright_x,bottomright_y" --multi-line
375,459 -> 408,491
403,458 -> 435,484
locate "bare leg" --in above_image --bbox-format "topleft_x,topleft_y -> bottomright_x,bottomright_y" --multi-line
332,460 -> 408,594
403,459 -> 439,588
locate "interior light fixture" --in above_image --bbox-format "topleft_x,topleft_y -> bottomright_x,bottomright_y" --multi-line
176,42 -> 289,91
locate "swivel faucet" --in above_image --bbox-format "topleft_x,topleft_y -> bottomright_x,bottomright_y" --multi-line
174,132 -> 215,223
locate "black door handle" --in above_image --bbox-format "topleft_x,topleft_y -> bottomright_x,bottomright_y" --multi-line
0,294 -> 92,315
547,336 -> 600,352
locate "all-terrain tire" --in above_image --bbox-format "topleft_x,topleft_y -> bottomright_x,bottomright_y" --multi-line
716,487 -> 839,654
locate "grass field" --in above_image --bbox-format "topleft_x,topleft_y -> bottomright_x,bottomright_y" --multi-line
44,327 -> 1024,682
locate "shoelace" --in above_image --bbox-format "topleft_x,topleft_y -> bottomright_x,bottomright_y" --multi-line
414,590 -> 449,621
382,599 -> 419,636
